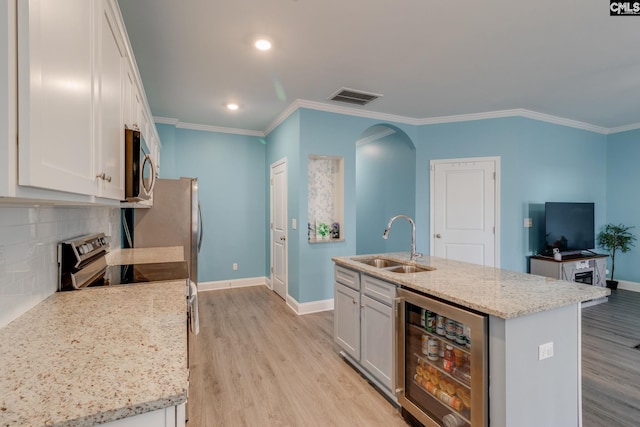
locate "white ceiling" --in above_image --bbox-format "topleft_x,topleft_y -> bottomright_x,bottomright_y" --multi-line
118,0 -> 640,134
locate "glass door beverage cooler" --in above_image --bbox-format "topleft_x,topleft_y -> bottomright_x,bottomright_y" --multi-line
396,288 -> 488,427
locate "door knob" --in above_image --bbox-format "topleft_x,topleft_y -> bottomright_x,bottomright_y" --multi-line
435,234 -> 442,238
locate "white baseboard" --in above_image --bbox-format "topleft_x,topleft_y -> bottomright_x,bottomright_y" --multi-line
286,294 -> 334,315
198,276 -> 268,292
617,279 -> 640,293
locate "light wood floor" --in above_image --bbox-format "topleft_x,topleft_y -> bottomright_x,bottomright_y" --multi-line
188,286 -> 408,427
582,290 -> 640,427
189,286 -> 640,427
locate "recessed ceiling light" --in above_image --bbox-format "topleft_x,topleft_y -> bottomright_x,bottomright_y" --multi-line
255,39 -> 272,51
226,103 -> 239,111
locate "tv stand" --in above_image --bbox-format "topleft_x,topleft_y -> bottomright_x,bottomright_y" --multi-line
530,254 -> 608,307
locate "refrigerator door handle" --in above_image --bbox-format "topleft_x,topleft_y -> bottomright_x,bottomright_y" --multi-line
197,202 -> 204,253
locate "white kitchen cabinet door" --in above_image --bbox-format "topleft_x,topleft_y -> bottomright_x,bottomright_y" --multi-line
95,0 -> 125,200
17,0 -> 97,196
138,96 -> 151,142
361,294 -> 393,390
334,281 -> 360,360
123,59 -> 137,130
98,404 -> 185,427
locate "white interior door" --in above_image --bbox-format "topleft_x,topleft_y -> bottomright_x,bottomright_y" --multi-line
430,157 -> 500,267
270,159 -> 288,300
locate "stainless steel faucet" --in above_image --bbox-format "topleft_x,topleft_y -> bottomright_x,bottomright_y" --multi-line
382,214 -> 423,261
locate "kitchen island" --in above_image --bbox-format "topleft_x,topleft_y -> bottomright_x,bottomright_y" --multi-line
333,253 -> 610,427
0,280 -> 188,427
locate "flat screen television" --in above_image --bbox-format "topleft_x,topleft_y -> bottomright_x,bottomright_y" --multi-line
545,202 -> 595,253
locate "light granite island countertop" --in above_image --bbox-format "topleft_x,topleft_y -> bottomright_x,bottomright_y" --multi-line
333,252 -> 611,427
333,252 -> 610,319
0,280 -> 188,427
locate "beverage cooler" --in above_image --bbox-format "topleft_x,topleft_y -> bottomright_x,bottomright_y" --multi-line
396,288 -> 488,427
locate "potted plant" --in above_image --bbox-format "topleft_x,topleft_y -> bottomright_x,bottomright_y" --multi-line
597,223 -> 636,290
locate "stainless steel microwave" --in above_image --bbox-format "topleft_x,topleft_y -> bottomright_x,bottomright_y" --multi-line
124,128 -> 156,202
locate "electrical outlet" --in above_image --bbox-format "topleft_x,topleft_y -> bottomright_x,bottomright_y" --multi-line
524,218 -> 533,228
232,263 -> 238,271
538,342 -> 554,360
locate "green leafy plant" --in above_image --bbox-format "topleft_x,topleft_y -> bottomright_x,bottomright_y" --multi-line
597,223 -> 636,282
317,223 -> 330,238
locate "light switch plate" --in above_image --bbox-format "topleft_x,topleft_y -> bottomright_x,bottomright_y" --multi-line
539,342 -> 554,360
292,218 -> 297,230
524,218 -> 533,228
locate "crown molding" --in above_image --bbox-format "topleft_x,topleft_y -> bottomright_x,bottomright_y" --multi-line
263,101 -> 302,136
607,122 -> 640,135
154,116 -> 180,125
266,101 -> 613,136
415,108 -> 610,134
356,127 -> 397,146
153,117 -> 264,137
159,104 -> 637,138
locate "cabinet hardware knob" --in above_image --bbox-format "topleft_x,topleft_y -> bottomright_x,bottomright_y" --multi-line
105,175 -> 112,183
96,173 -> 105,180
435,233 -> 442,238
352,299 -> 357,304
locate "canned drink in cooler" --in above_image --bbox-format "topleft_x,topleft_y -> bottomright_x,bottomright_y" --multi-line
426,311 -> 435,332
455,322 -> 466,345
427,338 -> 439,361
436,315 -> 445,336
445,318 -> 457,340
464,325 -> 472,348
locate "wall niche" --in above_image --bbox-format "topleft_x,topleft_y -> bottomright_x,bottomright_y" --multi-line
308,155 -> 344,243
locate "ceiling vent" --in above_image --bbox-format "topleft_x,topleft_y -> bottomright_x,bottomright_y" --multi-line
329,87 -> 382,106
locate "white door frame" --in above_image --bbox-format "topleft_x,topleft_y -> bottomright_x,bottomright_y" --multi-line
429,156 -> 501,268
270,157 -> 288,299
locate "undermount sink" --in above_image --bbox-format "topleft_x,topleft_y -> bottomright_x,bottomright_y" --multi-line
357,257 -> 403,268
355,257 -> 435,273
387,264 -> 434,274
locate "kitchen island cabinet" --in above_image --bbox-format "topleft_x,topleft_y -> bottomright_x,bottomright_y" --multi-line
333,253 -> 610,427
334,266 -> 396,399
0,281 -> 188,427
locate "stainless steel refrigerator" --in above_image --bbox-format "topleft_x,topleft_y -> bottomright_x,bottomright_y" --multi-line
127,177 -> 202,285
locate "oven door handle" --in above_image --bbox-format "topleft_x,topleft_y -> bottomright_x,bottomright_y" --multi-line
394,296 -> 405,396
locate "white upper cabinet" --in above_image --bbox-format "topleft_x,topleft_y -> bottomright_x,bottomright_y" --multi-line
95,0 -> 125,200
123,60 -> 137,130
2,0 -> 160,203
17,0 -> 97,196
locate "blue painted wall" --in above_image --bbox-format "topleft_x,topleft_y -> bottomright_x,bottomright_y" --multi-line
156,124 -> 267,283
356,126 -> 416,255
416,117 -> 607,272
155,111 -> 636,304
606,129 -> 640,282
265,111 -> 301,300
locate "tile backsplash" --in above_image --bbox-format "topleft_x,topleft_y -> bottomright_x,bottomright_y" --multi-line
0,205 -> 121,328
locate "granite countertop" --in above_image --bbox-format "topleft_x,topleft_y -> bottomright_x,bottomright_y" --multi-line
333,252 -> 610,319
0,281 -> 188,427
106,246 -> 184,265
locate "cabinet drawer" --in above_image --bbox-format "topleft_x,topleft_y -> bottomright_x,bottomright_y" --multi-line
362,274 -> 396,306
334,266 -> 360,290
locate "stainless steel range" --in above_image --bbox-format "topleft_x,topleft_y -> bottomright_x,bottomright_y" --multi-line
58,233 -> 189,291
